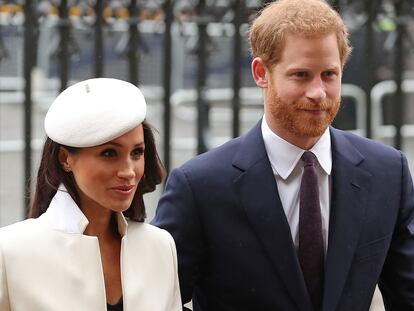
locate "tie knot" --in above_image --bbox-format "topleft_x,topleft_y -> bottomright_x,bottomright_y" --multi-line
302,151 -> 318,167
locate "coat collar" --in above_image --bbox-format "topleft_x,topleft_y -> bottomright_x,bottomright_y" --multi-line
322,127 -> 372,311
233,121 -> 311,311
232,123 -> 372,311
39,184 -> 128,237
261,117 -> 332,179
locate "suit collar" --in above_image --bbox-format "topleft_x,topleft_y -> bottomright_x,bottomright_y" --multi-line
232,120 -> 268,171
329,127 -> 364,165
233,124 -> 372,311
233,121 -> 312,311
40,184 -> 128,236
322,128 -> 371,311
261,118 -> 332,179
233,123 -> 364,170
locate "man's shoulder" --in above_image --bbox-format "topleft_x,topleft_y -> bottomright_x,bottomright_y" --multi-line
331,127 -> 402,159
180,132 -> 251,174
188,137 -> 240,164
180,121 -> 263,172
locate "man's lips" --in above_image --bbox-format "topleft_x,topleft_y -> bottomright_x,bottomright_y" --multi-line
300,108 -> 326,115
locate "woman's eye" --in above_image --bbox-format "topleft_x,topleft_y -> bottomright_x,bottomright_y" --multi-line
101,149 -> 117,157
132,147 -> 144,157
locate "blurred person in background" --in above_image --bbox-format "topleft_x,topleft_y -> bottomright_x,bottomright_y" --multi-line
0,78 -> 181,311
152,0 -> 414,310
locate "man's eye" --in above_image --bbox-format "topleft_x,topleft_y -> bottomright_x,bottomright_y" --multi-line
101,149 -> 116,157
323,71 -> 336,77
294,72 -> 307,78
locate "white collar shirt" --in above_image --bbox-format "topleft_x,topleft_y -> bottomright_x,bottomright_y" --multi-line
261,117 -> 332,254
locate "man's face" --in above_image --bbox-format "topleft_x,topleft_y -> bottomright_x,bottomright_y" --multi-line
259,33 -> 342,148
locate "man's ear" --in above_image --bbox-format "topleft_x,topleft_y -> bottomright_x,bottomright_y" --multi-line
251,57 -> 268,88
58,147 -> 71,172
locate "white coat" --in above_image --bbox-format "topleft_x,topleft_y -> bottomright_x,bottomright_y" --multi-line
0,188 -> 181,311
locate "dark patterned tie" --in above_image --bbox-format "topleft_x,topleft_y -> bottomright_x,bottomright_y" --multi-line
298,151 -> 324,310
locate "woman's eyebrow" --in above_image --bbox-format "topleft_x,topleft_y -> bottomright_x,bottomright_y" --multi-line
103,141 -> 145,147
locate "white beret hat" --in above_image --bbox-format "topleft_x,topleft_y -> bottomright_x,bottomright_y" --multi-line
44,78 -> 147,147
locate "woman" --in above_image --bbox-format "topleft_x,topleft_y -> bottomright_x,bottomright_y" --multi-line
0,78 -> 181,310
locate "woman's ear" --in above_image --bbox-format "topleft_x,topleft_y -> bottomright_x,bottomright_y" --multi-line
58,147 -> 71,172
251,57 -> 269,88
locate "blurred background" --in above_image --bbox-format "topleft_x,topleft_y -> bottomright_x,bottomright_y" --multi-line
0,1 -> 413,309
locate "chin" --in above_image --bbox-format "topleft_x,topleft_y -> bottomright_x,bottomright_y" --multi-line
114,205 -> 132,213
289,123 -> 328,138
299,127 -> 328,137
106,201 -> 133,213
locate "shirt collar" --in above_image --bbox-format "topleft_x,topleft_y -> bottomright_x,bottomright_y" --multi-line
40,184 -> 128,236
261,117 -> 332,180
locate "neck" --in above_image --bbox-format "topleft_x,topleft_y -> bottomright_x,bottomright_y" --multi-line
265,116 -> 322,150
81,203 -> 118,239
84,216 -> 116,239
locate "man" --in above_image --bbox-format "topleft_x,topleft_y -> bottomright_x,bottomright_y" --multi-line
152,0 -> 414,310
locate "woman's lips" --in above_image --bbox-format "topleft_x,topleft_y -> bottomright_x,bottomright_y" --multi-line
111,185 -> 135,195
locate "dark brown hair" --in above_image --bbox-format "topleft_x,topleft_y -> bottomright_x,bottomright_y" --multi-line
29,121 -> 165,222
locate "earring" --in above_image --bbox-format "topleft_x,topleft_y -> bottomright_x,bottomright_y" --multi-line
63,165 -> 71,172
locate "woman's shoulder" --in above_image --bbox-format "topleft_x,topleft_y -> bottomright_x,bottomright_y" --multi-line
126,221 -> 173,237
123,222 -> 177,265
0,218 -> 43,249
125,221 -> 175,245
0,218 -> 39,235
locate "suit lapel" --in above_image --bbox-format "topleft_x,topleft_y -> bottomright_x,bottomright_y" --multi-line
323,128 -> 372,311
233,122 -> 311,311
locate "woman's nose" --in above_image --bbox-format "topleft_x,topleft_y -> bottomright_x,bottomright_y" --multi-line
117,160 -> 136,179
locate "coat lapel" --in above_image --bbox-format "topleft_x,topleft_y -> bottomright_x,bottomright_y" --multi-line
322,128 -> 372,311
233,122 -> 311,311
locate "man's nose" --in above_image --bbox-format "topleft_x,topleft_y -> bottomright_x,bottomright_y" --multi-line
306,78 -> 327,102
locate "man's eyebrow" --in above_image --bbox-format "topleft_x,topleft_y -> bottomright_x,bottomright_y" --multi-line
285,65 -> 341,73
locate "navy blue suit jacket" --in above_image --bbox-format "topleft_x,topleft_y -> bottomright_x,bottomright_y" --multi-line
152,122 -> 414,311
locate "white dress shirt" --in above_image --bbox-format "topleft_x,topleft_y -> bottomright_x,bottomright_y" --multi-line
261,117 -> 332,254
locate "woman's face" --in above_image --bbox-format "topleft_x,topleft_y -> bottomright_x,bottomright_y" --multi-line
60,125 -> 145,215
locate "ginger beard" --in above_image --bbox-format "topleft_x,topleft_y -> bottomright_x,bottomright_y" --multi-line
267,88 -> 341,138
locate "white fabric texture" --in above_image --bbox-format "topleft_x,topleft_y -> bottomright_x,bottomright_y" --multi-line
0,188 -> 181,311
44,78 -> 147,147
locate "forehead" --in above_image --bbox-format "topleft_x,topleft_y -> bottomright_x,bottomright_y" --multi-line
278,33 -> 341,69
76,125 -> 145,154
